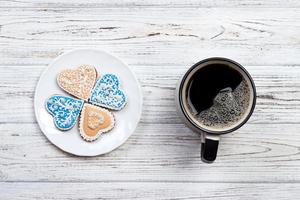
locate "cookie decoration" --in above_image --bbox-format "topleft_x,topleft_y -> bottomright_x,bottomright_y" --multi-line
57,65 -> 97,100
46,95 -> 84,130
79,103 -> 115,141
89,74 -> 126,110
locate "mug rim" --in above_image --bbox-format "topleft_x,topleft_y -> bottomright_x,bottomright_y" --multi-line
178,57 -> 257,135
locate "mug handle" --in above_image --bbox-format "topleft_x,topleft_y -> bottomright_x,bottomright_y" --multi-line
201,134 -> 220,163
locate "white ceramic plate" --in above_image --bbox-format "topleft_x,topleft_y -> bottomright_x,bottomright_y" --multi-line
34,49 -> 143,156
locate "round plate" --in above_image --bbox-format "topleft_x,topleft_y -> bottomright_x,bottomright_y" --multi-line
34,49 -> 143,156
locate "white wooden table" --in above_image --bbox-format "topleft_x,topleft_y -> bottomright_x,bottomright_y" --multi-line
1,1 -> 300,199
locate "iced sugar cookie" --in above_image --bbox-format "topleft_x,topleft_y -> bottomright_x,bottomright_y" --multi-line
79,103 -> 115,141
46,95 -> 84,130
57,65 -> 97,100
89,74 -> 126,110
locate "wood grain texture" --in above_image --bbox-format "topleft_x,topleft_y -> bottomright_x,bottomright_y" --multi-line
1,123 -> 300,182
1,0 -> 300,199
2,0 -> 300,8
0,8 -> 299,66
1,182 -> 299,200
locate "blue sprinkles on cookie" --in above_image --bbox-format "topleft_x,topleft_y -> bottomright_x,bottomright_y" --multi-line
89,74 -> 126,110
46,95 -> 84,130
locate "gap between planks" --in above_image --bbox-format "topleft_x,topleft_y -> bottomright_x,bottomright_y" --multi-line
2,180 -> 300,184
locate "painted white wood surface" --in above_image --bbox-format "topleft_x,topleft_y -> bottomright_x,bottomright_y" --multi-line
1,0 -> 300,199
1,182 -> 299,200
0,7 -> 300,66
2,0 -> 300,8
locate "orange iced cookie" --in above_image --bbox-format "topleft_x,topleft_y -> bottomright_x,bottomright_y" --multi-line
57,65 -> 97,100
79,103 -> 115,141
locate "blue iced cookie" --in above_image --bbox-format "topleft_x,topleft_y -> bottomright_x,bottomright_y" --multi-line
45,95 -> 84,130
89,74 -> 126,110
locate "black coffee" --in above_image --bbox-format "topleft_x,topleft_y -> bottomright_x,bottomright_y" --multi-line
186,63 -> 251,130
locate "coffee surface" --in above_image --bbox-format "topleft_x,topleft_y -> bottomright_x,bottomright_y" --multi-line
186,64 -> 251,130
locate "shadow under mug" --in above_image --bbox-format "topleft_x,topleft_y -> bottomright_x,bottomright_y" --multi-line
175,57 -> 256,163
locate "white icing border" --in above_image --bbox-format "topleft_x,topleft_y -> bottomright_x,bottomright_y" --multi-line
89,99 -> 127,111
79,103 -> 115,142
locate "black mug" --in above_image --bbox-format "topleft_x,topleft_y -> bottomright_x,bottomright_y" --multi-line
175,58 -> 256,163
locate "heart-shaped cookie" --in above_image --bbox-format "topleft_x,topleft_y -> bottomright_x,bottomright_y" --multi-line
57,65 -> 97,100
89,74 -> 126,110
79,103 -> 115,141
45,95 -> 84,130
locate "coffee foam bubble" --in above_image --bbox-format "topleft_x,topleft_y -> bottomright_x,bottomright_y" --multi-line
192,80 -> 250,130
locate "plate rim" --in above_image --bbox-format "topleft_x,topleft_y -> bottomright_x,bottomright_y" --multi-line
34,48 -> 143,156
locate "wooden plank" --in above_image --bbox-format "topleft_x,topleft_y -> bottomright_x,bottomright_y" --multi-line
1,182 -> 299,200
1,122 -> 300,182
1,64 -> 300,182
0,8 -> 300,65
2,0 -> 300,8
0,65 -> 299,124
